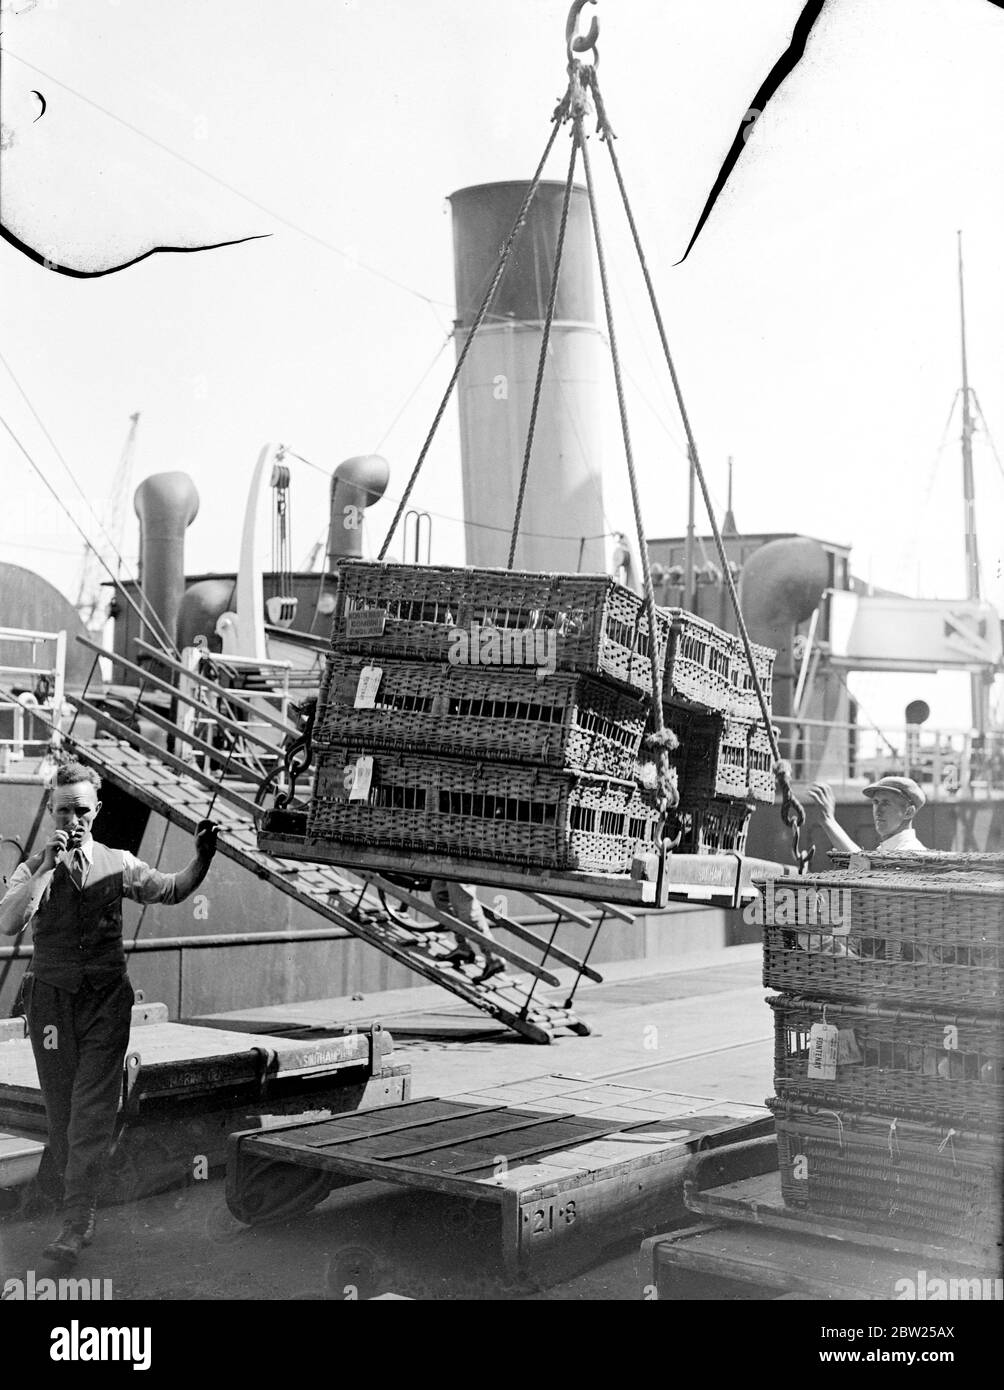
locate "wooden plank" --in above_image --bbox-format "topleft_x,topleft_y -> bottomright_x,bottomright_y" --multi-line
479,902 -> 604,982
236,1130 -> 501,1201
259,834 -> 661,906
685,1170 -> 1000,1268
525,893 -> 597,929
280,1100 -> 507,1148
389,1116 -> 625,1177
323,1110 -> 595,1164
650,1224 -> 969,1300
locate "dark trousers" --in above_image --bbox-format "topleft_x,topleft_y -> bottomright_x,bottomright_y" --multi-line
24,973 -> 134,1219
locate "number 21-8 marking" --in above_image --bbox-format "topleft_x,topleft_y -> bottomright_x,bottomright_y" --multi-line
528,1200 -> 576,1235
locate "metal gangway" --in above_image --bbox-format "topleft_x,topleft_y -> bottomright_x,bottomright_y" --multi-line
53,635 -> 638,1043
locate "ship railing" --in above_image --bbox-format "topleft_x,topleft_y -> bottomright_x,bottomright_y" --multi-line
175,647 -> 295,760
773,714 -> 1004,799
0,627 -> 68,770
73,636 -> 300,789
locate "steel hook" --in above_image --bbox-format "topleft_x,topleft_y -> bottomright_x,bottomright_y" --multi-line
565,0 -> 599,66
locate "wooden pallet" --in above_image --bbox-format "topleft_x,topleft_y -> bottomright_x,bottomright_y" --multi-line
0,1020 -> 396,1125
0,1017 -> 410,1208
226,1075 -> 775,1276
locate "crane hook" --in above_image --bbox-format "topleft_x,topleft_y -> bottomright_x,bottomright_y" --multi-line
565,0 -> 599,68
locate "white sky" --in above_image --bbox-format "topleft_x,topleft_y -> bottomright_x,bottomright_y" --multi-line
1,0 -> 1003,728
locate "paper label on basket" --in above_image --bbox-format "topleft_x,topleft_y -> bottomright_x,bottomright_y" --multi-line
807,1022 -> 839,1080
354,666 -> 383,708
348,756 -> 373,802
345,609 -> 387,639
836,1028 -> 862,1066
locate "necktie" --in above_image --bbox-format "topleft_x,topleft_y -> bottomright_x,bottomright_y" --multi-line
68,849 -> 86,889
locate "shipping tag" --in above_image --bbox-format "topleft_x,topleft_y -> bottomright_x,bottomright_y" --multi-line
354,665 -> 383,709
345,609 -> 387,639
807,1022 -> 839,1080
348,755 -> 374,802
836,1027 -> 863,1066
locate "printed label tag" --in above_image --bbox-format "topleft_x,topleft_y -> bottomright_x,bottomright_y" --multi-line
345,609 -> 388,638
348,755 -> 374,802
807,1022 -> 839,1080
836,1027 -> 863,1065
354,666 -> 383,708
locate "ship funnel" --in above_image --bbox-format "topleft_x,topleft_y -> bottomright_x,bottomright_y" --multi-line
449,181 -> 607,573
133,472 -> 199,651
325,455 -> 390,566
739,537 -> 830,724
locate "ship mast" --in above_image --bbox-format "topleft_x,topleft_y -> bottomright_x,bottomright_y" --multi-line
957,231 -> 988,737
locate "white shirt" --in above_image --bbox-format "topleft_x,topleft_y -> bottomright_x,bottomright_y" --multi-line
871,826 -> 926,854
0,839 -> 183,937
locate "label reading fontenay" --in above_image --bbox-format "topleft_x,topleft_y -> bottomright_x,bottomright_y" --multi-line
354,665 -> 383,708
807,1022 -> 839,1080
348,755 -> 374,802
345,609 -> 388,639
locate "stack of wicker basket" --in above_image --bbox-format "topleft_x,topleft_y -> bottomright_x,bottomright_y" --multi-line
656,609 -> 777,856
302,562 -> 779,880
763,862 -> 1004,1255
306,561 -> 673,878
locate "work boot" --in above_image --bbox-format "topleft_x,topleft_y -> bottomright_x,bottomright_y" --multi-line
442,944 -> 477,967
75,1203 -> 97,1247
477,955 -> 505,983
42,1221 -> 85,1267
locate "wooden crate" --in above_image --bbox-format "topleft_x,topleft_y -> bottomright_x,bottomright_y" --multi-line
761,869 -> 1004,1011
770,994 -> 1004,1129
662,704 -> 775,803
306,746 -> 661,875
770,1098 -> 1003,1254
315,655 -> 648,779
329,561 -> 670,696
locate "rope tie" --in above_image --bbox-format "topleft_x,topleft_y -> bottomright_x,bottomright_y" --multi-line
821,1109 -> 844,1151
937,1128 -> 959,1168
888,1118 -> 901,1160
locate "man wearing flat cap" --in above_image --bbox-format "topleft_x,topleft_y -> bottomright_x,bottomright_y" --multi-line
808,775 -> 927,855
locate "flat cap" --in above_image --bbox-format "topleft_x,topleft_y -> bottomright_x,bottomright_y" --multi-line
862,775 -> 925,811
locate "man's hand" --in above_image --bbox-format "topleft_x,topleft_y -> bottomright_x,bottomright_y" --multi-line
38,829 -> 70,873
807,783 -> 837,821
194,819 -> 219,862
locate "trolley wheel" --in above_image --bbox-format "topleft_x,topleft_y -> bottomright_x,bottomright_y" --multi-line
227,1155 -> 333,1225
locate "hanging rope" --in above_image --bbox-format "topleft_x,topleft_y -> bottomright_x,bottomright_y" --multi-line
571,65 -> 676,819
507,136 -> 579,569
587,66 -> 812,871
377,102 -> 572,561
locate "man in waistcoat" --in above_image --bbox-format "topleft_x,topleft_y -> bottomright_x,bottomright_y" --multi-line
0,761 -> 218,1266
